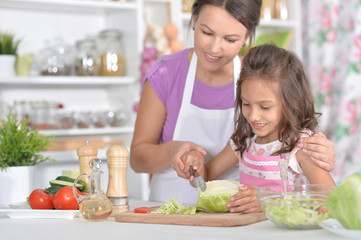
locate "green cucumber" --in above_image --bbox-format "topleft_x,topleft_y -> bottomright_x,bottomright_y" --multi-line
50,180 -> 83,190
55,175 -> 76,182
55,175 -> 87,191
45,185 -> 63,195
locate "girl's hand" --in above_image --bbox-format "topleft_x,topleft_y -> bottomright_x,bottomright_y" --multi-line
297,131 -> 335,171
170,141 -> 206,179
226,185 -> 262,214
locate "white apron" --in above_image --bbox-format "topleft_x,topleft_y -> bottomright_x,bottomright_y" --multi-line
149,52 -> 241,205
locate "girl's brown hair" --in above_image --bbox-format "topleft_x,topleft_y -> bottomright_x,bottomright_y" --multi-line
231,43 -> 321,156
190,0 -> 262,46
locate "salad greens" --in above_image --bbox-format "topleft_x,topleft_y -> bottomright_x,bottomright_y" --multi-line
153,197 -> 196,215
196,180 -> 240,213
325,173 -> 361,230
263,197 -> 329,228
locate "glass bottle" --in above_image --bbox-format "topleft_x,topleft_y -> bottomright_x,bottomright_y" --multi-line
73,158 -> 113,221
98,29 -> 125,76
75,38 -> 99,76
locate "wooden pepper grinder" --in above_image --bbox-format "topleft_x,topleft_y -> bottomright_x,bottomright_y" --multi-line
77,140 -> 98,186
106,145 -> 129,216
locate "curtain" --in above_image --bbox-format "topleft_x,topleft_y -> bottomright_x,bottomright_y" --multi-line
302,0 -> 361,183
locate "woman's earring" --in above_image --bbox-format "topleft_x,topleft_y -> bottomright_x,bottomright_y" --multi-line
242,43 -> 246,48
192,26 -> 195,31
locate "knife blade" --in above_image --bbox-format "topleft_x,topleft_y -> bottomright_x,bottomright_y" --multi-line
189,165 -> 207,192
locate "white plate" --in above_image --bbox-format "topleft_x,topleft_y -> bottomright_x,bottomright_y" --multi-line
0,208 -> 79,219
319,219 -> 361,239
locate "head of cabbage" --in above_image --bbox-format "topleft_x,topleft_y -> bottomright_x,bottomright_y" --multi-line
325,173 -> 361,230
196,179 -> 241,212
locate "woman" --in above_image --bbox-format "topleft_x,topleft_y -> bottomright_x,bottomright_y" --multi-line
130,0 -> 335,205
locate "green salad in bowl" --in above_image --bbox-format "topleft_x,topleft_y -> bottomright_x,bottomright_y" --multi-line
257,184 -> 336,229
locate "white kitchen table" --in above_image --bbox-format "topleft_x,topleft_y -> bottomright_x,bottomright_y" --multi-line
0,199 -> 347,240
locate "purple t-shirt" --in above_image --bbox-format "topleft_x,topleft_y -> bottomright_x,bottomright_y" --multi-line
146,48 -> 235,144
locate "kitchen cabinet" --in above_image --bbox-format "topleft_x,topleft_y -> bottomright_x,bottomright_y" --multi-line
0,0 -> 150,200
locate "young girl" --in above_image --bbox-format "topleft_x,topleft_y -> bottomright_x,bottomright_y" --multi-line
184,43 -> 335,212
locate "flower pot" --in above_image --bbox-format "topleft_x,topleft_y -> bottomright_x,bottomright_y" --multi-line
0,55 -> 16,77
0,165 -> 35,206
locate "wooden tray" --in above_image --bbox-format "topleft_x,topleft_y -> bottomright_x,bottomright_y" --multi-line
115,207 -> 267,227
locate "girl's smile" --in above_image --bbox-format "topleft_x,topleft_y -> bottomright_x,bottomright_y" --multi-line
251,122 -> 267,130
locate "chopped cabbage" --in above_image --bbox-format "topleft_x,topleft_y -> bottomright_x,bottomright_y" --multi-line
263,197 -> 329,228
196,180 -> 241,213
153,180 -> 240,214
325,173 -> 361,230
153,197 -> 196,215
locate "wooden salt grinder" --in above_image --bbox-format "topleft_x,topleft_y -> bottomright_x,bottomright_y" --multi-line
77,140 -> 98,185
106,145 -> 129,216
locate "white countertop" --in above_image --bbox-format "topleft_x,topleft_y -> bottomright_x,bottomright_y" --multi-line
0,199 -> 347,240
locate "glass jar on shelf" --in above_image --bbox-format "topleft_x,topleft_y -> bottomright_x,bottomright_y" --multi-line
261,0 -> 275,21
30,100 -> 62,130
31,101 -> 48,130
73,111 -> 91,129
98,29 -> 125,76
38,37 -> 74,76
59,111 -> 75,129
89,111 -> 108,128
75,38 -> 99,76
182,0 -> 194,13
105,109 -> 129,127
274,0 -> 288,20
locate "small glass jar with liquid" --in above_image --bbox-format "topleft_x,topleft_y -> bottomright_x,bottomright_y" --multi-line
98,29 -> 125,76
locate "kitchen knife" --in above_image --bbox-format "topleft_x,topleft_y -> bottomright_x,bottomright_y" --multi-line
189,165 -> 207,192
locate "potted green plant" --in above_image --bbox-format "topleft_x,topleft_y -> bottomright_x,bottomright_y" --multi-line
0,31 -> 21,77
0,110 -> 54,205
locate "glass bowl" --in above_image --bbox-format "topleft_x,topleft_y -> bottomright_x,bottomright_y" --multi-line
256,184 -> 336,229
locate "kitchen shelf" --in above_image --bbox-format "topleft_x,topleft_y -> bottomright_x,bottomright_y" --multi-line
42,146 -> 123,162
0,76 -> 137,87
259,19 -> 299,28
0,0 -> 138,13
39,126 -> 134,136
181,13 -> 298,29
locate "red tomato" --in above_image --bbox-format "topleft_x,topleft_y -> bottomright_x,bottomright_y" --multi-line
53,186 -> 79,210
318,207 -> 328,214
134,207 -> 151,214
29,189 -> 54,209
76,188 -> 88,196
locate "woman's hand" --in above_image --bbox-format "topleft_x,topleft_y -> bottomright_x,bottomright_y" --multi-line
226,185 -> 262,214
181,150 -> 207,182
170,141 -> 206,179
297,131 -> 335,171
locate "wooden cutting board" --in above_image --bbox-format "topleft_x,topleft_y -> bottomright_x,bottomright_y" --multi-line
115,207 -> 267,227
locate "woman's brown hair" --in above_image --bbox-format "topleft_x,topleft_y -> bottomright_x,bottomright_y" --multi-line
231,43 -> 321,156
190,0 -> 262,46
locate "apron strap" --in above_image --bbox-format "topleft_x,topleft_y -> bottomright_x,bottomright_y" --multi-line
233,55 -> 241,100
182,52 -> 198,104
